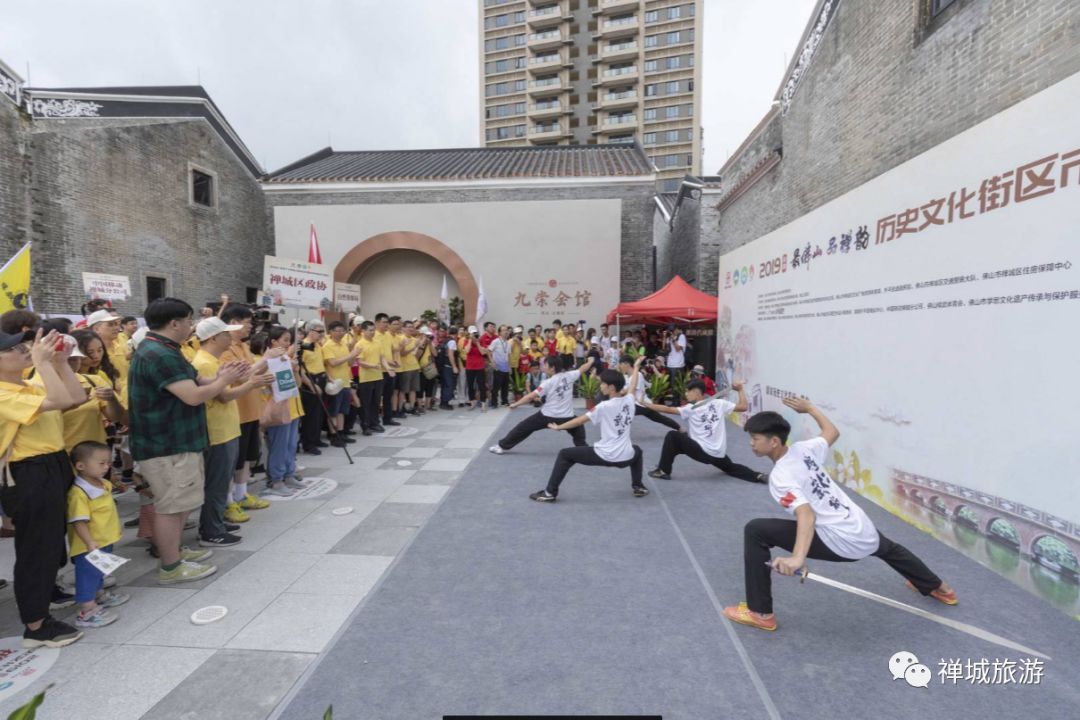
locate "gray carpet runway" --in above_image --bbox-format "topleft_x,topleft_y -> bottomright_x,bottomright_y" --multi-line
277,410 -> 1080,719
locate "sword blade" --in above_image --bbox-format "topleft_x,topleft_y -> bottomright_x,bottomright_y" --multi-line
775,565 -> 1052,660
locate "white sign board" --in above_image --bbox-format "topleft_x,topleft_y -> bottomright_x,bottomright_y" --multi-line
334,281 -> 362,314
262,255 -> 332,310
717,72 -> 1080,609
0,635 -> 60,701
82,272 -> 131,301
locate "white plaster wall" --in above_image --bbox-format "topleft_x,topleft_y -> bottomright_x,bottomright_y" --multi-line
273,198 -> 622,326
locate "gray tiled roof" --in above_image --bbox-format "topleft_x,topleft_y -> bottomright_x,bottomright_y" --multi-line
655,192 -> 679,215
264,144 -> 655,183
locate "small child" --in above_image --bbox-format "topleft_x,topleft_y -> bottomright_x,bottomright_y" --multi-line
68,441 -> 129,629
527,359 -> 543,395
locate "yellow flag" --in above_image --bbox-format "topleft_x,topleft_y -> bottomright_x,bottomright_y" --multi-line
0,242 -> 31,313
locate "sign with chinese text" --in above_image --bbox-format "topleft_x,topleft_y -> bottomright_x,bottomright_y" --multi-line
0,635 -> 60,701
82,272 -> 131,302
717,72 -> 1080,613
262,255 -> 332,310
334,281 -> 362,314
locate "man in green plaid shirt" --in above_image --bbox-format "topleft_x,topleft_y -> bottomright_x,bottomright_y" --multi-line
128,298 -> 246,585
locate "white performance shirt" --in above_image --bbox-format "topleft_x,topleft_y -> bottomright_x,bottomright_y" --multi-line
677,398 -> 735,458
537,369 -> 580,418
587,393 -> 636,462
666,333 -> 687,369
768,437 -> 880,560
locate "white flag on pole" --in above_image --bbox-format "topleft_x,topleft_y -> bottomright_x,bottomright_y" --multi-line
476,275 -> 488,324
439,274 -> 450,326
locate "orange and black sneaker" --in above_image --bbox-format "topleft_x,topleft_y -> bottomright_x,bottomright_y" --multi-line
723,602 -> 777,631
906,580 -> 958,605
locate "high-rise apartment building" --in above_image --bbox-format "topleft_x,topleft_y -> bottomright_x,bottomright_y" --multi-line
479,0 -> 702,191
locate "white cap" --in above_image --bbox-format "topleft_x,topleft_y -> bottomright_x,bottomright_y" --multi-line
130,327 -> 149,349
350,314 -> 366,327
65,335 -> 85,358
195,317 -> 243,341
467,325 -> 478,334
419,326 -> 432,336
86,309 -> 120,326
514,326 -> 524,334
692,364 -> 705,374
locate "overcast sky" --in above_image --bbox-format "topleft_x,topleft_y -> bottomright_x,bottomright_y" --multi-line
1,0 -> 817,174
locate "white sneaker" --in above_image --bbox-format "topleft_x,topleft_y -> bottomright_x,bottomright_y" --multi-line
488,445 -> 504,455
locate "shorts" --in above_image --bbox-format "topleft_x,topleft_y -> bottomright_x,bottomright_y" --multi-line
138,452 -> 205,514
326,388 -> 352,415
398,370 -> 420,394
235,421 -> 261,469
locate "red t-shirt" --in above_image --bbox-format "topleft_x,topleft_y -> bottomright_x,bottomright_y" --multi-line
465,338 -> 486,370
545,339 -> 557,357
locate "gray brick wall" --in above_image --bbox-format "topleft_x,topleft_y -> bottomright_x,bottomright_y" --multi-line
28,117 -> 272,315
661,0 -> 1080,292
266,182 -> 656,301
0,97 -> 32,263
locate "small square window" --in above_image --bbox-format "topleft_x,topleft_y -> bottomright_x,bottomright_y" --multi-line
191,168 -> 216,208
146,276 -> 167,303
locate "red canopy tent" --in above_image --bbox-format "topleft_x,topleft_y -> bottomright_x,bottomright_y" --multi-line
606,276 -> 718,326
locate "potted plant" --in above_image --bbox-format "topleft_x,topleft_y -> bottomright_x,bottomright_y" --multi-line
648,372 -> 670,406
670,369 -> 689,406
578,371 -> 601,411
510,369 -> 527,402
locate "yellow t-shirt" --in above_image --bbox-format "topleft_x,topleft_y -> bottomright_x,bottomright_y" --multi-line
108,336 -> 130,382
192,349 -> 240,446
356,338 -> 384,383
31,373 -> 109,451
418,344 -> 431,369
0,381 -> 66,462
181,338 -> 199,363
557,332 -> 576,355
302,342 -> 325,375
509,339 -> 522,369
375,330 -> 395,370
322,337 -> 353,383
66,478 -> 122,557
221,342 -> 263,425
399,336 -> 420,372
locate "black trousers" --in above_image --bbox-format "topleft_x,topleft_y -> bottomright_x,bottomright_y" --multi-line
743,518 -> 943,614
358,379 -> 383,431
438,366 -> 457,406
466,368 -> 487,404
381,372 -> 396,423
299,388 -> 324,450
491,370 -> 510,406
344,382 -> 360,431
657,430 -> 759,481
498,410 -> 585,450
546,445 -> 644,496
634,404 -> 681,431
1,451 -> 74,625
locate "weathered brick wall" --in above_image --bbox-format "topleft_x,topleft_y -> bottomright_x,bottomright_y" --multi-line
267,182 -> 656,300
709,0 -> 1080,267
0,96 -> 32,262
29,118 -> 271,315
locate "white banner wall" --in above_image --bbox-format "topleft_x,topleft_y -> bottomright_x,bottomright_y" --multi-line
717,72 -> 1080,614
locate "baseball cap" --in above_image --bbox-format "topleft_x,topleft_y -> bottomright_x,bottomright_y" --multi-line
195,317 -> 243,341
514,326 -> 523,334
467,325 -> 478,334
0,330 -> 35,352
87,309 -> 120,326
419,326 -> 432,336
692,364 -> 705,374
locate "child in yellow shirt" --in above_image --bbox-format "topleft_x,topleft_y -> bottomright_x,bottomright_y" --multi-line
68,441 -> 128,629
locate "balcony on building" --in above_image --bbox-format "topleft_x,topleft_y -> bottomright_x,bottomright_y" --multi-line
594,113 -> 636,133
595,88 -> 638,110
599,40 -> 638,62
529,122 -> 567,140
594,64 -> 638,86
528,75 -> 565,96
529,99 -> 568,119
527,29 -> 565,50
527,4 -> 564,29
594,0 -> 639,16
527,52 -> 566,74
594,14 -> 639,40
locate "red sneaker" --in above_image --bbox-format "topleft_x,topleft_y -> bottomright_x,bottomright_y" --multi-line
723,602 -> 777,631
906,580 -> 958,605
